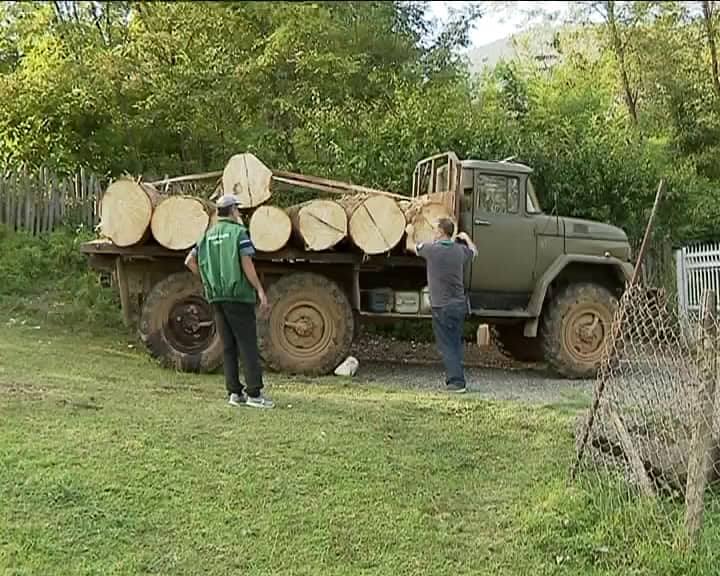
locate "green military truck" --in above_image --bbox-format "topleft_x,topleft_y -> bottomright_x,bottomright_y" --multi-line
81,152 -> 632,379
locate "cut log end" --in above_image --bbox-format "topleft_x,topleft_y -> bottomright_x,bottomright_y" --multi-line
151,196 -> 210,251
405,201 -> 453,252
100,178 -> 158,247
222,153 -> 272,208
249,205 -> 292,253
288,200 -> 347,251
346,194 -> 405,254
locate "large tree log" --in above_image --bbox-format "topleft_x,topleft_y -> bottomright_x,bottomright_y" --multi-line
286,199 -> 347,251
151,195 -> 211,251
100,178 -> 160,247
249,205 -> 292,253
339,194 -> 406,255
222,152 -> 272,208
403,193 -> 455,252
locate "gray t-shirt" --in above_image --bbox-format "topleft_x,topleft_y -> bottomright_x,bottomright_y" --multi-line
417,240 -> 474,308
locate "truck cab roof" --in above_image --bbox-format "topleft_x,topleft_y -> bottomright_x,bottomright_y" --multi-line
461,159 -> 534,175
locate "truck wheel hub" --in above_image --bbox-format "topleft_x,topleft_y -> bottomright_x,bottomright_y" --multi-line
168,298 -> 215,353
565,307 -> 606,361
277,301 -> 332,356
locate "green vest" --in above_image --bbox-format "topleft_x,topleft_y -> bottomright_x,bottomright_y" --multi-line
197,219 -> 256,304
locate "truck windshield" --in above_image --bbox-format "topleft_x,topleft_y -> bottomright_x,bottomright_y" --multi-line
526,179 -> 542,214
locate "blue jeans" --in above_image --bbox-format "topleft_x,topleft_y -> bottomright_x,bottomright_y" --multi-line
431,301 -> 467,387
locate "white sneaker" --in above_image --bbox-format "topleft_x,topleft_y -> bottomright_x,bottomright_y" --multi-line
228,392 -> 247,407
246,394 -> 274,409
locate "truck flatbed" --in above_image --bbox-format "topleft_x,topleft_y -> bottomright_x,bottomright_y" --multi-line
80,239 -> 425,268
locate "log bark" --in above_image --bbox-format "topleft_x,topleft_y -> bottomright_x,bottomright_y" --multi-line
222,152 -> 272,208
151,195 -> 211,251
100,178 -> 160,247
286,199 -> 347,251
249,205 -> 292,253
403,193 -> 455,252
339,194 -> 406,255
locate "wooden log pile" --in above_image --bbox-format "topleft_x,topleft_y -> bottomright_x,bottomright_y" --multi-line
97,153 -> 456,256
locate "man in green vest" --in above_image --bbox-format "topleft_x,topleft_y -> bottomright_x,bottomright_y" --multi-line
185,195 -> 273,409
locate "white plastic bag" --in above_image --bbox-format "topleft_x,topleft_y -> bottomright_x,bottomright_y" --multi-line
334,356 -> 359,377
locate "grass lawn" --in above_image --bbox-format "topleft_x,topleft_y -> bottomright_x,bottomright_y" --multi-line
1,324 -> 719,575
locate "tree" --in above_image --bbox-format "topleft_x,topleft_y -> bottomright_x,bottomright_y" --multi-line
702,0 -> 720,99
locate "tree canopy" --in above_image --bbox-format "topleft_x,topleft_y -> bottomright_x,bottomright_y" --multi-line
0,1 -> 719,243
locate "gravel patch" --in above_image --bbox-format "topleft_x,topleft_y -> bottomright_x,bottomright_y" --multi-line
350,334 -> 593,406
356,361 -> 592,405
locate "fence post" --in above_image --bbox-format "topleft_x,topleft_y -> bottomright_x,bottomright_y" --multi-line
685,289 -> 718,546
676,248 -> 687,316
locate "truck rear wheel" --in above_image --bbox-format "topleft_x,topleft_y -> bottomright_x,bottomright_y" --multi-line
541,282 -> 617,379
139,272 -> 223,373
492,325 -> 544,363
258,273 -> 354,375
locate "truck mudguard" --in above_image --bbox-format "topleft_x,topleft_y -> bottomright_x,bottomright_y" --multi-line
523,254 -> 634,337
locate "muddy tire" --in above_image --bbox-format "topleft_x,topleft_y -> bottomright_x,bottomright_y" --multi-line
492,325 -> 544,363
258,273 -> 353,375
139,272 -> 223,373
541,283 -> 618,379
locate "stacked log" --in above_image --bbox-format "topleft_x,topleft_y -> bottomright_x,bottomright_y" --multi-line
287,199 -> 347,251
151,196 -> 212,251
403,193 -> 455,251
222,153 -> 273,208
249,205 -> 292,253
99,178 -> 160,247
340,194 -> 406,255
97,152 -> 457,259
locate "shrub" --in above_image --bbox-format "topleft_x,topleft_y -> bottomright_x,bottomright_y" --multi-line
0,226 -> 121,329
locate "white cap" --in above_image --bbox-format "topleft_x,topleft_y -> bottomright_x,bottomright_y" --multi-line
216,194 -> 242,209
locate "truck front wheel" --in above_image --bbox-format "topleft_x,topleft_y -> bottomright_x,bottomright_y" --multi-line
541,283 -> 618,379
258,273 -> 354,375
139,272 -> 223,373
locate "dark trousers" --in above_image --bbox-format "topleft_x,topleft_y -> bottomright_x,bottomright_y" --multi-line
213,302 -> 263,398
431,301 -> 467,386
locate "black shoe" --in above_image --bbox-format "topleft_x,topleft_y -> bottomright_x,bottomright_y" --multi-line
446,382 -> 467,394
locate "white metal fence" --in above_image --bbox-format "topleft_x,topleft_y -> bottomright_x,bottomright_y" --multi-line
676,242 -> 720,316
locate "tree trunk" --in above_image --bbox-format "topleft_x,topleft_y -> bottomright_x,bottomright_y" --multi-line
703,0 -> 720,100
606,0 -> 639,126
100,178 -> 160,247
339,194 -> 406,255
403,193 -> 455,252
249,205 -> 292,253
151,195 -> 212,251
286,199 -> 347,251
222,152 -> 273,208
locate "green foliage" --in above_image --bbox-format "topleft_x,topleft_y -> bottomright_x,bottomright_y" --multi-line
0,1 -> 719,243
0,227 -> 121,327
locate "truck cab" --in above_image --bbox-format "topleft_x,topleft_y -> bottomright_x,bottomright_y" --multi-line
413,152 -> 633,377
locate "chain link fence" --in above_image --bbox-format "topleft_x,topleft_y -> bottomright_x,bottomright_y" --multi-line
573,282 -> 720,548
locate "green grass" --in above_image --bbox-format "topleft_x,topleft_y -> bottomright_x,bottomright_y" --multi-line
1,324 -> 719,575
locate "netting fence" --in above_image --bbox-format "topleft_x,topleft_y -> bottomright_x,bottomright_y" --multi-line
573,281 -> 720,548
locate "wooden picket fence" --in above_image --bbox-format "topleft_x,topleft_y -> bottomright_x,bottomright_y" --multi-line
0,167 -> 104,234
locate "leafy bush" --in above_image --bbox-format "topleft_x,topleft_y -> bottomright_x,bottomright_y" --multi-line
0,226 -> 121,328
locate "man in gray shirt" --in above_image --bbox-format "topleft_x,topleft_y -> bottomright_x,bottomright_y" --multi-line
409,218 -> 477,393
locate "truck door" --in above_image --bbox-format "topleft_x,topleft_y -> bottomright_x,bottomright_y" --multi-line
469,171 -> 537,311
